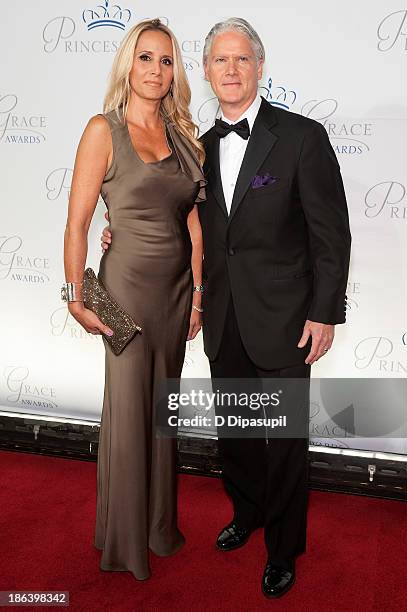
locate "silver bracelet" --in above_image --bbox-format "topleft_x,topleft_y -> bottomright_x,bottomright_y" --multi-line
192,304 -> 203,313
61,282 -> 83,302
193,285 -> 204,293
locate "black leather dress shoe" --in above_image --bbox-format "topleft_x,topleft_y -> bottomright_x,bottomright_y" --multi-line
215,521 -> 251,551
262,562 -> 295,598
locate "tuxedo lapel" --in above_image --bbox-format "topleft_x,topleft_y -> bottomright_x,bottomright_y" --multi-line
228,99 -> 278,224
205,129 -> 228,219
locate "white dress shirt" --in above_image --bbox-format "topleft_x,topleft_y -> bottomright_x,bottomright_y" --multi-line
219,94 -> 262,214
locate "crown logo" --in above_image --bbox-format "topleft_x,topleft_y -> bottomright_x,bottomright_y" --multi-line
82,0 -> 131,31
261,77 -> 297,110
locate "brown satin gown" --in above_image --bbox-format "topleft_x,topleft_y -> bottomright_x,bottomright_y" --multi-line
94,109 -> 205,580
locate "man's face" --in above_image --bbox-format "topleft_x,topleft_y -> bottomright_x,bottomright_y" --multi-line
204,31 -> 263,109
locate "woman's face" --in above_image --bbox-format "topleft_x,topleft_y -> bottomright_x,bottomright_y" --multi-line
129,30 -> 174,102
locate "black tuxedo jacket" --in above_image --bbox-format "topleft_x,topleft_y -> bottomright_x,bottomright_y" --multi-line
198,97 -> 351,370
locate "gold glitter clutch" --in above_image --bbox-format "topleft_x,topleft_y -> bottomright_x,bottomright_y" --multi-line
83,268 -> 142,355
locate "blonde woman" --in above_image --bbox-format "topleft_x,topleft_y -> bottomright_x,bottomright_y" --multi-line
63,19 -> 206,580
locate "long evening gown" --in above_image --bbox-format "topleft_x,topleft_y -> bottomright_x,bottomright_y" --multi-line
94,109 -> 205,580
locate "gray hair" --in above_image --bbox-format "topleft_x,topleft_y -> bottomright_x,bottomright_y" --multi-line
203,18 -> 265,64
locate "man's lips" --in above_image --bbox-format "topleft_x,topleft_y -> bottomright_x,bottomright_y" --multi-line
222,82 -> 241,86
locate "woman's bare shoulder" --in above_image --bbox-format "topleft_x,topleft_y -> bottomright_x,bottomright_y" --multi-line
85,114 -> 110,136
79,114 -> 112,152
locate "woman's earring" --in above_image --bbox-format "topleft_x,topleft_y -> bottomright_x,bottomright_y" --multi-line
169,84 -> 173,97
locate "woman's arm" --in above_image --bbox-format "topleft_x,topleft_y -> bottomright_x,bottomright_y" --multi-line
186,205 -> 203,341
64,115 -> 114,335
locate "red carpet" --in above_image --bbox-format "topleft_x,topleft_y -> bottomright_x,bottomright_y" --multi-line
1,450 -> 407,611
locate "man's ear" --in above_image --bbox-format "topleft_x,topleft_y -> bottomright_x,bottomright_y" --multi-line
203,61 -> 209,81
257,59 -> 264,81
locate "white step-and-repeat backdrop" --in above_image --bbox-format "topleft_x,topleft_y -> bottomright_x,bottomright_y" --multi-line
1,1 -> 406,453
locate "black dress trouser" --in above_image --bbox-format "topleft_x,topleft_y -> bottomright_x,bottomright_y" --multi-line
209,298 -> 311,570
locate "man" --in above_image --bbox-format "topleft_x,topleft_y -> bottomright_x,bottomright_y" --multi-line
102,18 -> 351,598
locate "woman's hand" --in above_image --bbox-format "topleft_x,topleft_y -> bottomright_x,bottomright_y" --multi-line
187,307 -> 202,341
68,302 -> 114,336
186,205 -> 204,341
101,211 -> 112,251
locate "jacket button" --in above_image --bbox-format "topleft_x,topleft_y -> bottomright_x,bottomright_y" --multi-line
228,247 -> 235,256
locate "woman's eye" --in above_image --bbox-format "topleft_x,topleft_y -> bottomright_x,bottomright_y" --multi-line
139,54 -> 151,61
162,58 -> 173,65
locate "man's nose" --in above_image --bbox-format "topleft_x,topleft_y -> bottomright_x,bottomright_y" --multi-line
225,59 -> 238,74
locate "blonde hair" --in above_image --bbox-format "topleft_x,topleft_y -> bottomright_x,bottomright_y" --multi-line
104,18 -> 204,164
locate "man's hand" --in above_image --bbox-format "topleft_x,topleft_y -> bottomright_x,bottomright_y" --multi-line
298,320 -> 334,365
101,211 -> 111,251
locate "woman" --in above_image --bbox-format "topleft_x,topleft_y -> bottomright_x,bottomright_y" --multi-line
63,18 -> 206,580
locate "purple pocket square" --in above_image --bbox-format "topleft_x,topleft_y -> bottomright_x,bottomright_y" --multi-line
251,173 -> 278,189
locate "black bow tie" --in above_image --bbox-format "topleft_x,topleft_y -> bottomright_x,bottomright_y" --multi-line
215,117 -> 250,140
